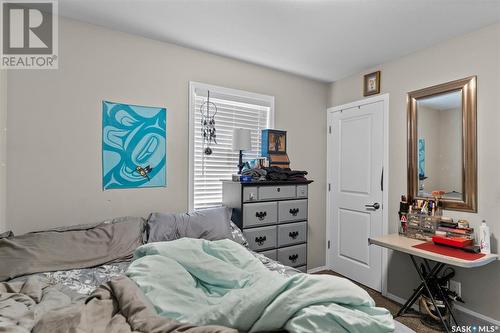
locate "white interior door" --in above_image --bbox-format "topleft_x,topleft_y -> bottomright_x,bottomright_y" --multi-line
328,100 -> 384,291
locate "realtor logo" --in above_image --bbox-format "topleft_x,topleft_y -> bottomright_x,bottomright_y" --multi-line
1,0 -> 58,69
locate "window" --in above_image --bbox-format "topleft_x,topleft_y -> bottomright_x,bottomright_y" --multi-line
189,82 -> 274,210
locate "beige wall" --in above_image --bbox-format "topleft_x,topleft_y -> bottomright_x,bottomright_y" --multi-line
0,69 -> 6,233
436,107 -> 462,193
417,106 -> 463,195
417,106 -> 441,192
328,23 -> 500,320
6,18 -> 328,268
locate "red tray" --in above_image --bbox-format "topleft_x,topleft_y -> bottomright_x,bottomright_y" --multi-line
432,235 -> 473,248
413,242 -> 485,261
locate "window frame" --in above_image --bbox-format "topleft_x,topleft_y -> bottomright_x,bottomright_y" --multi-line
188,81 -> 275,211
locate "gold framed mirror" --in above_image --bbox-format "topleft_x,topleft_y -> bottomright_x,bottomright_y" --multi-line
407,76 -> 477,212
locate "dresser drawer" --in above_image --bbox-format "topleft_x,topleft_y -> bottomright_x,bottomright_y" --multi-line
258,185 -> 296,200
259,249 -> 277,261
278,222 -> 307,247
243,187 -> 258,202
243,202 -> 277,228
278,199 -> 308,223
244,226 -> 277,251
296,185 -> 308,198
277,244 -> 307,267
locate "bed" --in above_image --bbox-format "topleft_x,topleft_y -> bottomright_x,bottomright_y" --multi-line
0,209 -> 415,333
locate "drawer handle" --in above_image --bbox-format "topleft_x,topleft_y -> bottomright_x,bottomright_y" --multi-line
277,187 -> 281,192
289,254 -> 299,263
255,236 -> 267,246
289,231 -> 299,239
255,211 -> 267,220
289,208 -> 300,216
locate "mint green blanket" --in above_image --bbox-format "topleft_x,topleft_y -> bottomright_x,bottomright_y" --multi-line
127,238 -> 394,333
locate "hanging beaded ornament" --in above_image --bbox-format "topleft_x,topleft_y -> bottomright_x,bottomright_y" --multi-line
200,91 -> 217,155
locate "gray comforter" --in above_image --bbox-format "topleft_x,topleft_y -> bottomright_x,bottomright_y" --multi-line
0,219 -> 414,333
0,251 -> 294,333
0,275 -> 235,333
0,252 -> 415,333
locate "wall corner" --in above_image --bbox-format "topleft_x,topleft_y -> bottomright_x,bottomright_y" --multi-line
0,69 -> 6,232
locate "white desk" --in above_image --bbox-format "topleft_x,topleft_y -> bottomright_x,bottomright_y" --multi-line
370,233 -> 498,333
370,233 -> 498,268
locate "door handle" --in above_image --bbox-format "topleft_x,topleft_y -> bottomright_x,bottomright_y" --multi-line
365,203 -> 380,210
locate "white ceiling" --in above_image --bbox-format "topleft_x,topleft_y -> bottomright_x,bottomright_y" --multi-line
58,0 -> 500,82
418,90 -> 462,110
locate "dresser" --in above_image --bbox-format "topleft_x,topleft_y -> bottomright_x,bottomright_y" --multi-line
222,180 -> 313,273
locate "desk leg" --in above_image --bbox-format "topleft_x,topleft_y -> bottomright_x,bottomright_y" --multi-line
396,258 -> 444,317
421,259 -> 459,327
411,256 -> 450,333
396,284 -> 424,317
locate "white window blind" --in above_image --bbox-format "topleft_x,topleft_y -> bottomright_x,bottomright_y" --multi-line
190,84 -> 273,210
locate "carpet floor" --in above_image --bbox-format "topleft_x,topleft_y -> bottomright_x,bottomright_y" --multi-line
314,270 -> 444,333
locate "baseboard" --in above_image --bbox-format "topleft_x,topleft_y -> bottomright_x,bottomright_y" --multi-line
386,292 -> 419,312
307,266 -> 328,274
453,303 -> 500,326
386,292 -> 500,326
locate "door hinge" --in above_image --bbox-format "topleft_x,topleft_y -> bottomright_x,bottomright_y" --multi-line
328,183 -> 331,191
328,125 -> 332,134
327,240 -> 331,249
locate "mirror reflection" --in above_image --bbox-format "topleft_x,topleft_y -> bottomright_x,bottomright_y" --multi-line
416,90 -> 462,200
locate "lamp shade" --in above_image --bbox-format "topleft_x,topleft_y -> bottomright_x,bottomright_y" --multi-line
232,128 -> 252,151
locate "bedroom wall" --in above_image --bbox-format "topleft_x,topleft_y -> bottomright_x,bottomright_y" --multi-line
0,69 -> 6,233
416,106 -> 440,192
328,23 -> 500,321
6,18 -> 329,269
436,107 -> 462,193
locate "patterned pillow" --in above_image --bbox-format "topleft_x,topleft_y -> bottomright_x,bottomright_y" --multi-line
229,221 -> 249,247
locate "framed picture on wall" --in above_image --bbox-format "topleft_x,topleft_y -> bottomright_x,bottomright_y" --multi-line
363,71 -> 381,96
102,101 -> 167,190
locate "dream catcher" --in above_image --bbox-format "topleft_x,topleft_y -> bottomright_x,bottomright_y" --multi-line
200,91 -> 217,155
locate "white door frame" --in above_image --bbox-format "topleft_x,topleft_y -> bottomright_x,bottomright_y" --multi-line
326,93 -> 390,296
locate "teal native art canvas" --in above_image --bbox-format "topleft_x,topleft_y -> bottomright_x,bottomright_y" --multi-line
102,101 -> 166,190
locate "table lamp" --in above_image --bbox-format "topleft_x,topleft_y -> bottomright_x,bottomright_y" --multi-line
232,128 -> 252,174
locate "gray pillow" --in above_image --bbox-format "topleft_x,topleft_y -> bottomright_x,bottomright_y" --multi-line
0,216 -> 145,281
147,207 -> 232,243
0,230 -> 13,239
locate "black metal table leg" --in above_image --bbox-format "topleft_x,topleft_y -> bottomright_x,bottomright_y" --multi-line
396,283 -> 425,317
396,258 -> 445,317
410,256 -> 450,333
421,259 -> 460,327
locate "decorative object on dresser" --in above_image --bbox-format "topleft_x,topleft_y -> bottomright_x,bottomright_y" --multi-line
223,180 -> 313,272
232,128 -> 252,174
261,129 -> 290,168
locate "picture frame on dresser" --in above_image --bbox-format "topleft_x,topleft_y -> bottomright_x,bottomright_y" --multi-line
222,180 -> 313,272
